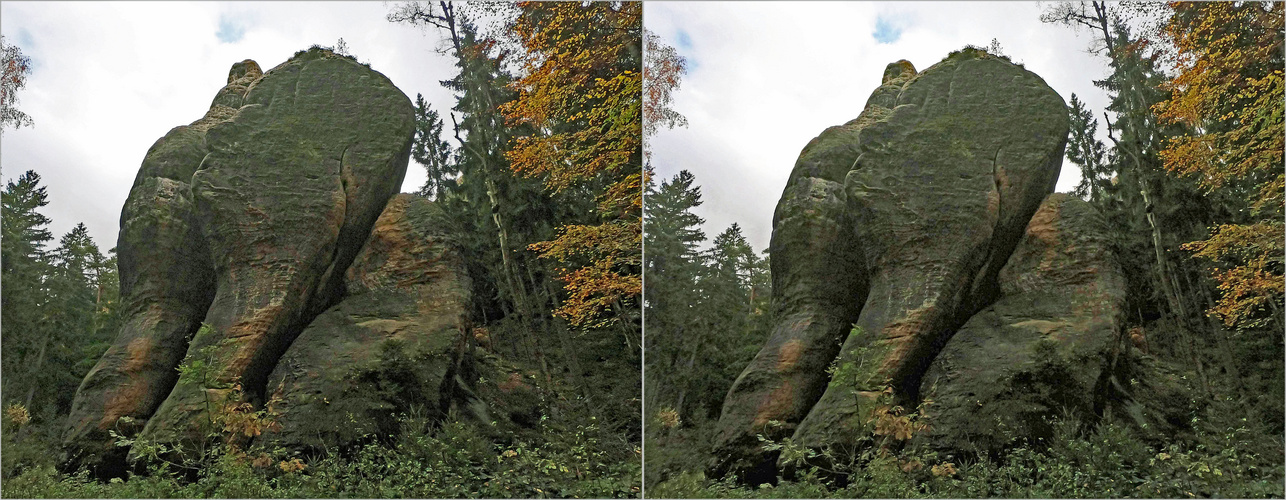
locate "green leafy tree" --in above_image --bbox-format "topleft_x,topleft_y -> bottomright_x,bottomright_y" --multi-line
1154,1 -> 1284,332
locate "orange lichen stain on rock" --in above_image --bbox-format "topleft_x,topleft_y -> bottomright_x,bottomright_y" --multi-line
98,336 -> 160,428
875,336 -> 917,378
350,196 -> 437,291
222,302 -> 287,373
1023,197 -> 1064,271
229,302 -> 286,339
777,339 -> 805,373
122,336 -> 155,373
752,380 -> 795,428
100,381 -> 150,429
880,300 -> 935,341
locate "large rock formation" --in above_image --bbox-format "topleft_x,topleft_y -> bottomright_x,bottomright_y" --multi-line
60,48 -> 476,476
918,193 -> 1127,454
710,50 -> 1112,481
259,194 -> 473,452
60,61 -> 259,475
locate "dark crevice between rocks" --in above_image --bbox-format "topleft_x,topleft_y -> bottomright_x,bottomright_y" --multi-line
310,145 -> 356,316
242,145 -> 377,407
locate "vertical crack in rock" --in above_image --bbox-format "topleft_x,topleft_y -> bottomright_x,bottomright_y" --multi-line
257,194 -> 474,454
61,49 -> 417,475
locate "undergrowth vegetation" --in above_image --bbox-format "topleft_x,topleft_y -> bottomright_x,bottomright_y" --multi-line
646,394 -> 1284,498
4,398 -> 639,498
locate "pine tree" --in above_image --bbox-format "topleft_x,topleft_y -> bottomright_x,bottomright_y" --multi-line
1,171 -> 53,411
34,223 -> 102,414
1066,93 -> 1109,202
643,170 -> 707,417
411,93 -> 457,201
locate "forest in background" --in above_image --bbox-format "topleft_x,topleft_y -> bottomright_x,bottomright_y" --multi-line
644,2 -> 1285,498
0,2 -> 672,497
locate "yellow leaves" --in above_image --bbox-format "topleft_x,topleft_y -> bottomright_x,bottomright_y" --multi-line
4,403 -> 30,427
1155,2 -> 1285,330
502,2 -> 642,328
213,382 -> 282,439
1181,222 -> 1285,329
869,401 -> 931,442
656,407 -> 680,429
251,453 -> 274,469
931,462 -> 958,478
278,458 -> 306,473
546,255 -> 642,329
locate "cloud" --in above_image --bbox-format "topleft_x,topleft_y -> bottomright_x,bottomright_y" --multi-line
873,16 -> 902,44
215,14 -> 246,44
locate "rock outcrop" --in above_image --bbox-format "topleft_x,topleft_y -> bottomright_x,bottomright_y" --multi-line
60,61 -> 260,476
137,46 -> 415,457
918,193 -> 1127,454
59,48 -> 466,477
260,194 -> 474,452
710,49 -> 1101,482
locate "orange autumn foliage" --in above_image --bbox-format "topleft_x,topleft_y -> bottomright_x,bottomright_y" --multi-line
1154,1 -> 1284,329
502,2 -> 642,328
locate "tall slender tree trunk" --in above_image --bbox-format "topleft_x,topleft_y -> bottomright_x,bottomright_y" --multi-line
24,332 -> 49,408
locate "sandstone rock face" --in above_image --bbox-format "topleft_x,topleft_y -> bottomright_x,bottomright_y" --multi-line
707,61 -> 914,482
61,48 -> 421,475
260,195 -> 473,452
711,51 -> 1075,481
61,61 -> 261,476
918,193 -> 1127,454
137,47 -> 415,455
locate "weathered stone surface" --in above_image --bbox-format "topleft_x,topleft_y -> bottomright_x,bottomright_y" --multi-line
918,193 -> 1127,455
258,195 -> 473,452
708,60 -> 916,482
792,49 -> 1068,452
710,50 -> 1072,480
61,49 -> 419,475
135,47 -> 415,456
59,61 -> 261,476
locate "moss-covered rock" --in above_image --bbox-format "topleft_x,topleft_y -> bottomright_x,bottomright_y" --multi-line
917,194 -> 1128,456
59,61 -> 256,479
135,48 -> 415,458
711,51 -> 1073,481
61,49 -> 417,476
257,195 -> 473,453
706,61 -> 917,484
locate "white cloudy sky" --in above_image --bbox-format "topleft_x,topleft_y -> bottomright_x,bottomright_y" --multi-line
646,1 -> 1118,252
1,1 -> 458,250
